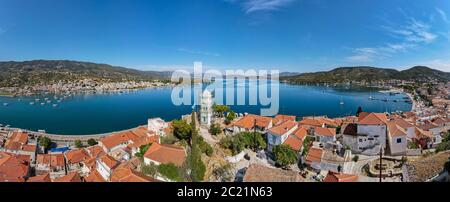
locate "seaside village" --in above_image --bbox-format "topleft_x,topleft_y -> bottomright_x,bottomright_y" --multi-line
1,89 -> 450,182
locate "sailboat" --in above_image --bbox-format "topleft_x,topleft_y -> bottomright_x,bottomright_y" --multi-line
340,97 -> 344,105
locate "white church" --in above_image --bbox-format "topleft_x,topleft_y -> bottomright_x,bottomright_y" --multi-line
199,90 -> 213,126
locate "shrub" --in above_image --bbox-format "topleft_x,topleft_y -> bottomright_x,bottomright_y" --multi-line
273,144 -> 298,168
87,138 -> 97,146
353,155 -> 359,162
158,163 -> 182,182
172,119 -> 192,141
74,140 -> 83,149
209,123 -> 222,136
161,135 -> 179,144
141,163 -> 158,177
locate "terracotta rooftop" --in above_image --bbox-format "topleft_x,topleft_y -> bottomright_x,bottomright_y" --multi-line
299,118 -> 323,127
0,152 -> 30,182
358,113 -> 387,125
323,171 -> 358,182
387,122 -> 407,137
232,114 -> 273,130
27,173 -> 51,182
418,123 -> 439,131
53,172 -> 83,182
393,117 -> 414,129
85,145 -> 105,158
273,115 -> 296,125
283,135 -> 303,151
99,130 -> 139,150
111,165 -> 159,182
243,164 -> 303,182
99,154 -> 119,169
268,120 -> 298,136
9,130 -> 28,145
144,143 -> 186,166
84,169 -> 105,182
314,127 -> 336,137
36,153 -> 65,168
65,149 -> 90,165
293,127 -> 308,140
306,147 -> 323,164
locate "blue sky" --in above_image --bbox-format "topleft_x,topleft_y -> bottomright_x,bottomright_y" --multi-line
0,0 -> 449,72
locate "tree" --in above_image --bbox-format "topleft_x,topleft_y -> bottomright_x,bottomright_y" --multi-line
74,140 -> 83,148
213,104 -> 230,117
356,106 -> 363,117
209,123 -> 222,136
353,155 -> 359,162
135,143 -> 152,158
225,111 -> 237,124
172,119 -> 192,142
39,136 -> 52,151
158,163 -> 182,182
186,129 -> 206,182
191,111 -> 197,128
273,145 -> 298,168
87,138 -> 97,146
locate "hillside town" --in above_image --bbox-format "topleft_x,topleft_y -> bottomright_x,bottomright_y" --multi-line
0,79 -> 173,97
0,83 -> 449,182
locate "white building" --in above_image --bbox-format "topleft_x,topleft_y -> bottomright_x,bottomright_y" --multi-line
96,154 -> 119,182
147,118 -> 169,136
387,122 -> 407,156
200,90 -> 213,126
266,120 -> 298,151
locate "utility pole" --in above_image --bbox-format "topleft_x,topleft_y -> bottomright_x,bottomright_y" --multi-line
379,146 -> 383,182
253,119 -> 257,152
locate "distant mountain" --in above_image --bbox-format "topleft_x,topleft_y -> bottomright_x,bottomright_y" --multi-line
282,66 -> 450,83
0,60 -> 172,87
279,72 -> 301,77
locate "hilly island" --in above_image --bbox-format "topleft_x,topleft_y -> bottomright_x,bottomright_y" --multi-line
1,60 -> 449,90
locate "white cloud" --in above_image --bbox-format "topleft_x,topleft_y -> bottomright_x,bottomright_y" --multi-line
346,48 -> 378,63
225,0 -> 296,14
176,48 -> 221,57
383,18 -> 437,44
436,7 -> 449,23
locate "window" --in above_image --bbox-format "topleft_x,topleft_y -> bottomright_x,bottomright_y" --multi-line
396,138 -> 402,143
359,139 -> 363,143
368,137 -> 374,141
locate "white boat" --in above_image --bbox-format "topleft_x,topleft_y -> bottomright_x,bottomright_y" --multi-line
52,104 -> 58,107
29,102 -> 35,105
41,103 -> 45,105
35,98 -> 40,102
3,103 -> 8,106
46,100 -> 51,103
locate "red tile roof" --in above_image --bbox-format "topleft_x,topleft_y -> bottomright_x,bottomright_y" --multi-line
144,143 -> 186,166
100,130 -> 139,150
293,127 -> 308,140
36,153 -> 65,168
268,120 -> 298,136
299,118 -> 323,127
27,173 -> 51,182
85,145 -> 105,158
314,127 -> 336,137
358,113 -> 387,125
65,149 -> 90,165
306,147 -> 323,164
283,136 -> 303,151
0,152 -> 30,182
273,115 -> 296,125
233,114 -> 273,130
323,171 -> 358,182
111,165 -> 158,182
53,172 -> 82,182
9,131 -> 28,145
387,122 -> 407,137
99,154 -> 119,169
393,117 -> 414,129
84,169 -> 105,182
